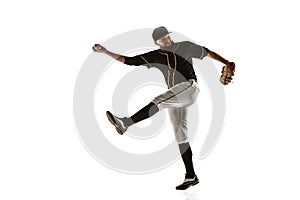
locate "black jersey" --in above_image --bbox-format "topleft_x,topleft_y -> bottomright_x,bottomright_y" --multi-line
124,41 -> 209,88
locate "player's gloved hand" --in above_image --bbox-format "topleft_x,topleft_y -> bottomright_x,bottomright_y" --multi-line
93,44 -> 107,53
220,61 -> 235,85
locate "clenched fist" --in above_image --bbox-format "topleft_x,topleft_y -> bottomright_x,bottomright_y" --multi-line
93,44 -> 107,53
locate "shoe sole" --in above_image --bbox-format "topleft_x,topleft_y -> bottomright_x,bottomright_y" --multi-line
192,180 -> 199,186
106,111 -> 124,135
176,179 -> 199,190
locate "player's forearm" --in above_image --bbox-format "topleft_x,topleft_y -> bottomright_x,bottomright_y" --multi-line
104,50 -> 125,63
208,50 -> 230,65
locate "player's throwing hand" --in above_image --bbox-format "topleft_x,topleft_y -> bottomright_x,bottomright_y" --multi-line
93,44 -> 107,53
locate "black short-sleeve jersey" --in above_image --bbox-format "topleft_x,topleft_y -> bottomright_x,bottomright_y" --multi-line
124,41 -> 209,88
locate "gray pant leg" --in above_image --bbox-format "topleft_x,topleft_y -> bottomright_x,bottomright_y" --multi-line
168,107 -> 189,144
152,80 -> 199,110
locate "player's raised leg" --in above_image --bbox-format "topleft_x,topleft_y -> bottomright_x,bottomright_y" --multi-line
106,102 -> 159,135
106,79 -> 198,135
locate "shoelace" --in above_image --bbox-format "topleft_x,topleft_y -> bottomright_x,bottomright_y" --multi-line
183,174 -> 195,183
116,117 -> 126,129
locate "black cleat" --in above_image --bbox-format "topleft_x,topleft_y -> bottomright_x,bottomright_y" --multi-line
106,111 -> 128,135
176,174 -> 199,190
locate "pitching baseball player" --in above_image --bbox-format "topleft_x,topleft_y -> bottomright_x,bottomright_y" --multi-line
93,26 -> 235,190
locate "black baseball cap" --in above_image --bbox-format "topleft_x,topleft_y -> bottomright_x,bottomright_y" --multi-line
152,26 -> 172,41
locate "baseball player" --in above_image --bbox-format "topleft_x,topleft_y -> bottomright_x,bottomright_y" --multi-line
93,26 -> 235,190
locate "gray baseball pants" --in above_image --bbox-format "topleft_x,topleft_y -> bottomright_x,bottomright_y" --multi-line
151,79 -> 199,144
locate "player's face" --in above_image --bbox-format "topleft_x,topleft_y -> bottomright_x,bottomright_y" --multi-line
155,35 -> 173,48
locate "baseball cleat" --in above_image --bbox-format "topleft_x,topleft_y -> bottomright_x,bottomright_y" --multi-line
106,111 -> 128,135
176,174 -> 199,190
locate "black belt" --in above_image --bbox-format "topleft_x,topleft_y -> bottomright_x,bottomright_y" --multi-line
188,79 -> 197,83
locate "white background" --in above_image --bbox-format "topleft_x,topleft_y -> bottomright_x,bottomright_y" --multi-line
1,0 -> 299,199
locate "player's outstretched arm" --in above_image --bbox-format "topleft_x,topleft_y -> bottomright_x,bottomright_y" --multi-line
92,44 -> 125,63
207,50 -> 234,67
207,50 -> 235,85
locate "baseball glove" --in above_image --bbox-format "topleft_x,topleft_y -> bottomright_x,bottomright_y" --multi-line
220,62 -> 235,85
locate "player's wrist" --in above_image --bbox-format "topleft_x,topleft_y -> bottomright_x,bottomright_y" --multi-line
223,59 -> 230,65
226,61 -> 235,66
102,48 -> 109,54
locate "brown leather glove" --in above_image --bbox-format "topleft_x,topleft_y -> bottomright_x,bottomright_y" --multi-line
220,62 -> 235,85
